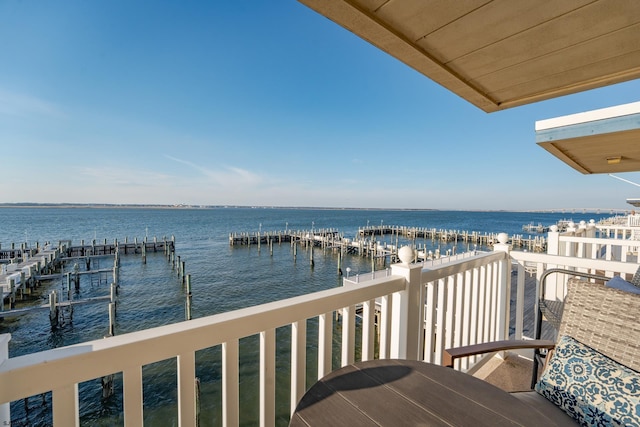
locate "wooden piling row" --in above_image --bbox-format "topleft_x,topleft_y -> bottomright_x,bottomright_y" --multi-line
1,236 -> 180,336
229,226 -> 547,253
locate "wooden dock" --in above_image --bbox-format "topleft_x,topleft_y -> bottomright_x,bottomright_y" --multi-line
1,236 -> 177,314
229,225 -> 547,262
358,225 -> 546,251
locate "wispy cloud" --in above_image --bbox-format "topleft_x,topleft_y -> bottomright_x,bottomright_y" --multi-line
77,166 -> 173,187
0,88 -> 65,118
164,155 -> 263,185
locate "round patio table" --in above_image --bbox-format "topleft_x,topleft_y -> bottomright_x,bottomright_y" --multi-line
289,358 -> 557,426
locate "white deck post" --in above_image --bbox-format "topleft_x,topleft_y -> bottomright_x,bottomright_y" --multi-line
389,247 -> 424,360
493,234 -> 511,341
0,334 -> 10,425
545,226 -> 561,300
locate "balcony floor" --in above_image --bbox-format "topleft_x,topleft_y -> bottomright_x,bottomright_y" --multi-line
474,353 -> 534,392
478,269 -> 557,392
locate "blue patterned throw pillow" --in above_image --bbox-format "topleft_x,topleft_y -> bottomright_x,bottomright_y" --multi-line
535,335 -> 640,426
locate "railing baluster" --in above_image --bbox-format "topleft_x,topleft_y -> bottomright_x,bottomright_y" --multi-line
361,299 -> 375,361
223,339 -> 239,426
454,273 -> 464,354
469,267 -> 480,364
423,282 -> 436,363
318,312 -> 333,379
52,383 -> 79,427
461,270 -> 472,370
435,278 -> 447,366
481,264 -> 490,344
379,295 -> 391,359
515,264 -> 525,340
260,328 -> 276,427
487,263 -> 497,342
123,366 -> 144,426
341,305 -> 355,366
177,352 -> 197,427
445,275 -> 456,364
290,320 -> 306,415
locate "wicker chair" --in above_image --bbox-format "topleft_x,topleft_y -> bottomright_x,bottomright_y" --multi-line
535,268 -> 609,334
443,279 -> 640,425
533,269 -> 610,385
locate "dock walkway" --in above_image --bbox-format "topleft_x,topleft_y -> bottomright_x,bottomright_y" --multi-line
1,237 -> 176,311
229,225 -> 547,261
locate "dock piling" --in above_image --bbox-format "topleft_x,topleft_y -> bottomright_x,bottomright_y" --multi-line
49,291 -> 58,328
9,278 -> 15,309
108,302 -> 116,336
185,274 -> 192,320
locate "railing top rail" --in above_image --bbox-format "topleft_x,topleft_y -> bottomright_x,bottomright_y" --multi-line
559,235 -> 640,243
421,251 -> 508,282
0,274 -> 405,403
509,250 -> 639,275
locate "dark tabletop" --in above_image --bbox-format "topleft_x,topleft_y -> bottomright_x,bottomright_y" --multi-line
289,358 -> 556,426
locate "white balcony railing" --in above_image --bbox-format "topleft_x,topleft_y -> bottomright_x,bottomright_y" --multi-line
2,233 -> 639,426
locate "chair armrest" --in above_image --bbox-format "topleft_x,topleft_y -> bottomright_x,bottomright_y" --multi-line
443,340 -> 555,368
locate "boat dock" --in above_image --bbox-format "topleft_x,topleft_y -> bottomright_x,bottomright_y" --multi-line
229,225 -> 547,255
1,236 -> 177,314
357,225 -> 545,249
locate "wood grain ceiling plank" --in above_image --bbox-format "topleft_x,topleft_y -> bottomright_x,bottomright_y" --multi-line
450,0 -> 640,79
486,48 -> 640,106
417,0 -> 591,63
370,0 -> 490,43
475,24 -> 640,100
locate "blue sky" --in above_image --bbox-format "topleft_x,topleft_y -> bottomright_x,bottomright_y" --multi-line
1,1 -> 639,211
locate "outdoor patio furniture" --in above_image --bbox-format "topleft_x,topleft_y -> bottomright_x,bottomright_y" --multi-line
289,359 -> 564,426
444,279 -> 640,426
533,268 -> 640,386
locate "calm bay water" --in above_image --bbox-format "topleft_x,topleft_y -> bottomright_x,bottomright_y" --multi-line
0,207 -> 612,426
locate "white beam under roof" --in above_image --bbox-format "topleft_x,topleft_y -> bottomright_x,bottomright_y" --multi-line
536,102 -> 640,174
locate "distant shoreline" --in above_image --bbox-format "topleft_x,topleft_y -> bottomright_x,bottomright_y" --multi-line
0,203 -> 626,214
0,203 -> 437,211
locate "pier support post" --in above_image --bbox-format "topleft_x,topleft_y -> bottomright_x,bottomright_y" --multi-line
110,282 -> 118,304
142,243 -> 146,264
108,302 -> 116,336
49,290 -> 58,328
9,278 -> 15,309
185,274 -> 192,320
310,245 -> 314,268
20,272 -> 26,300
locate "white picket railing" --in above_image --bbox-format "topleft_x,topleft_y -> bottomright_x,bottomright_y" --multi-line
420,251 -> 511,370
1,274 -> 408,426
2,236 -> 639,426
0,247 -> 518,426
